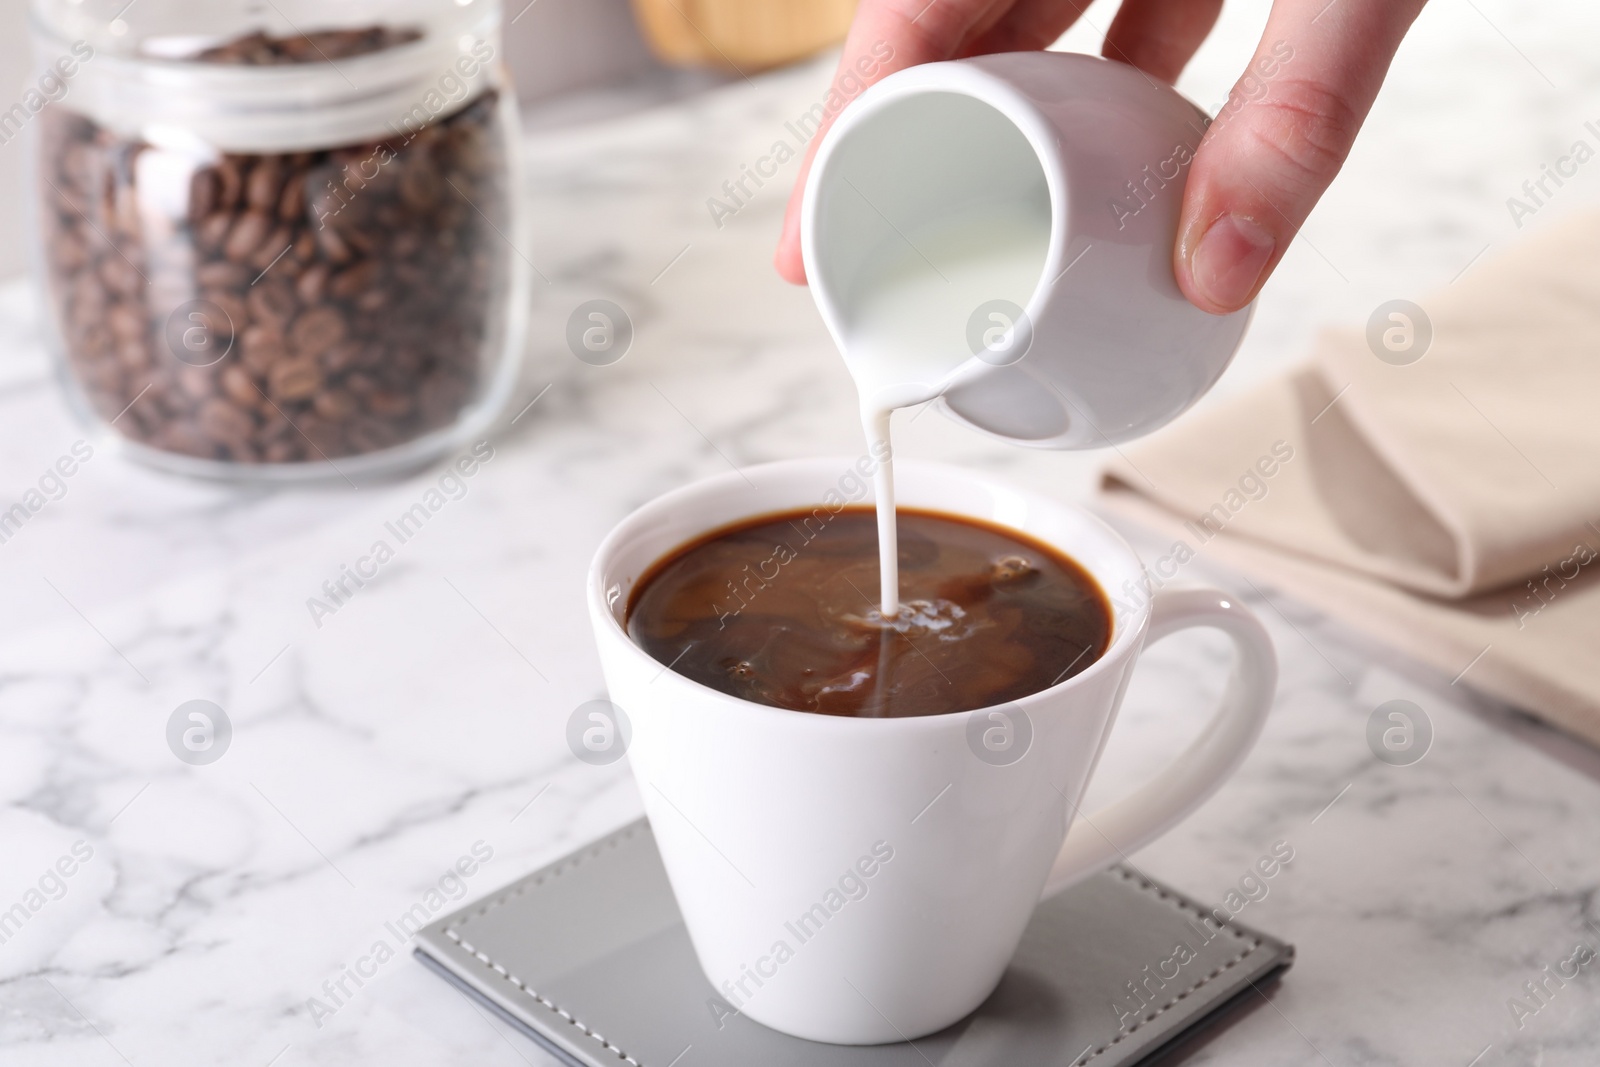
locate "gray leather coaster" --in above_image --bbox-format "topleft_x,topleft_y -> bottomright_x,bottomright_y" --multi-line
415,820 -> 1292,1067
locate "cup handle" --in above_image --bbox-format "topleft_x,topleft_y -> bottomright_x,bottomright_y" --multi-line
1040,587 -> 1277,899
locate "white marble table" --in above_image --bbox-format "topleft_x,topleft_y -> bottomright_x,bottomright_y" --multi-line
3,2 -> 1600,1064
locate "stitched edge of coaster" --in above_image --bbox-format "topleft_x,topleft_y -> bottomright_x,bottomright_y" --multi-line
442,822 -> 648,1066
438,828 -> 1277,1067
1071,864 -> 1271,1066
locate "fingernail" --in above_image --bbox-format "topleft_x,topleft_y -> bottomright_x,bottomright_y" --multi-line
1189,215 -> 1274,311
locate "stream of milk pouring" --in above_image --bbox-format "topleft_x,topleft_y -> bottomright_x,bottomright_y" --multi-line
838,208 -> 1049,619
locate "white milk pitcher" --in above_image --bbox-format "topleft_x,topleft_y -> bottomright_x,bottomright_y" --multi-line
801,52 -> 1253,448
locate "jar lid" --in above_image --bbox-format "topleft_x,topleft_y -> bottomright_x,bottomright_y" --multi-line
30,0 -> 505,153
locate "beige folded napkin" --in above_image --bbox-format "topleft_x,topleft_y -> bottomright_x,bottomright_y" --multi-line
1099,210 -> 1600,748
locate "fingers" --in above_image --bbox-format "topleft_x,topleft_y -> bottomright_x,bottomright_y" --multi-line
1175,0 -> 1429,314
1102,0 -> 1224,84
775,0 -> 1013,285
961,0 -> 1091,56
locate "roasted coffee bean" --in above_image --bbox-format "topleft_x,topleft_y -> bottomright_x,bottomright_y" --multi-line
190,169 -> 220,220
250,227 -> 295,272
197,260 -> 250,289
150,422 -> 215,458
239,321 -> 285,357
247,279 -> 298,328
224,211 -> 272,262
147,379 -> 191,417
52,231 -> 89,272
246,159 -> 284,211
109,301 -> 146,343
389,231 -> 421,259
220,363 -> 260,407
365,389 -> 414,419
313,388 -> 357,422
198,290 -> 247,338
337,224 -> 377,257
295,262 -> 330,304
98,255 -> 145,296
328,261 -> 377,301
178,365 -> 218,401
385,346 -> 424,380
268,358 -> 323,401
240,348 -> 286,381
117,339 -> 152,371
372,202 -> 405,231
321,340 -> 364,374
263,438 -> 301,463
289,307 -> 345,357
38,27 -> 506,465
215,159 -> 244,210
195,211 -> 233,253
278,172 -> 307,222
344,372 -> 378,396
314,224 -> 354,265
198,397 -> 256,441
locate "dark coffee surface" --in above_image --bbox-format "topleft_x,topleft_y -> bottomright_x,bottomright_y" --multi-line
627,507 -> 1111,717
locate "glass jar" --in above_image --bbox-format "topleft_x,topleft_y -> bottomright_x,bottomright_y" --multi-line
27,0 -> 527,481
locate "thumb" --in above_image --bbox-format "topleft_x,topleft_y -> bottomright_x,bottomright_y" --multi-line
1175,0 -> 1427,314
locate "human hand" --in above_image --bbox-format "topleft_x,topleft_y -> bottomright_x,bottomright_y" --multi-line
774,0 -> 1429,314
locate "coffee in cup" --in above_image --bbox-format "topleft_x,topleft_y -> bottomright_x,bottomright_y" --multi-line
627,506 -> 1111,717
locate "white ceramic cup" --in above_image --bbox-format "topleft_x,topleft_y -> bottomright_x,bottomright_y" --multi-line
588,458 -> 1276,1044
802,52 -> 1253,448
